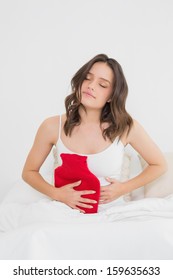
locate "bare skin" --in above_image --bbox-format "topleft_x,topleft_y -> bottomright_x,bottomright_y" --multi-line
22,62 -> 167,212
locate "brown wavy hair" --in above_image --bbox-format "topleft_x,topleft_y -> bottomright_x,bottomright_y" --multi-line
64,54 -> 133,142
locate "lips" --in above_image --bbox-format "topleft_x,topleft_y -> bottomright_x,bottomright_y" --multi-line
83,91 -> 96,98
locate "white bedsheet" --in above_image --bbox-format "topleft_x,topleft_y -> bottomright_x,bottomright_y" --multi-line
0,180 -> 173,260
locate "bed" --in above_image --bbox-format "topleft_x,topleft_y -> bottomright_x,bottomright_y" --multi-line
0,146 -> 173,260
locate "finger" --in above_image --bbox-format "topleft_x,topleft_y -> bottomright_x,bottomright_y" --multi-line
99,200 -> 107,204
105,177 -> 117,183
100,189 -> 110,195
100,185 -> 111,192
77,202 -> 94,209
100,193 -> 110,200
81,198 -> 97,204
100,187 -> 106,192
99,199 -> 111,204
100,196 -> 109,202
79,190 -> 96,195
66,180 -> 82,188
100,189 -> 107,194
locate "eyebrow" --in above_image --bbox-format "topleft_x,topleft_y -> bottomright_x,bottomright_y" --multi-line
87,72 -> 111,84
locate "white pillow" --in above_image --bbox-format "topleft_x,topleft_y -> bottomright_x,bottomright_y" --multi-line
121,145 -> 144,201
144,153 -> 173,198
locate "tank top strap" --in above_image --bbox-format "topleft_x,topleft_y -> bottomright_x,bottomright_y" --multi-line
53,115 -> 62,167
58,115 -> 62,140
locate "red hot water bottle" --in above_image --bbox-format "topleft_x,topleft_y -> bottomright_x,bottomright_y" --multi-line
54,153 -> 100,213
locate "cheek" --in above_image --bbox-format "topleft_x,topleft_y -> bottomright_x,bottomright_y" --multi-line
81,80 -> 88,91
82,79 -> 88,85
101,89 -> 112,102
80,83 -> 85,95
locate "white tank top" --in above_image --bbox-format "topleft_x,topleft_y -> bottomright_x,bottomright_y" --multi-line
53,115 -> 125,186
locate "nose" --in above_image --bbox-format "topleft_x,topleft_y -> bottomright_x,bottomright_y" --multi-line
88,80 -> 95,91
88,86 -> 94,91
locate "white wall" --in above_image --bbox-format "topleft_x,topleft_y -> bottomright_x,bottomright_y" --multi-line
0,0 -> 173,200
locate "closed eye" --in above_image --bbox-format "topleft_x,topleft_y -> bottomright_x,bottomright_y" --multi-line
99,84 -> 107,88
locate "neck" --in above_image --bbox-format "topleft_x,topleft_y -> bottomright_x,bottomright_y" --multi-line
79,107 -> 101,124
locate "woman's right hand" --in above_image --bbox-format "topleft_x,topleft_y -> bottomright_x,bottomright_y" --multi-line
51,180 -> 97,213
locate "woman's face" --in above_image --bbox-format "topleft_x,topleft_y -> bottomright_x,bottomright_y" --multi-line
80,62 -> 114,110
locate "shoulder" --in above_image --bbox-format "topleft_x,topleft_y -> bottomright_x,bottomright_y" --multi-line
37,115 -> 62,145
127,120 -> 156,146
129,119 -> 142,134
129,119 -> 146,135
126,119 -> 152,146
122,119 -> 144,145
41,115 -> 59,127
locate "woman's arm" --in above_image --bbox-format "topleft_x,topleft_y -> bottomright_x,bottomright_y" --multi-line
123,119 -> 167,192
100,120 -> 167,204
22,116 -> 96,212
22,116 -> 59,197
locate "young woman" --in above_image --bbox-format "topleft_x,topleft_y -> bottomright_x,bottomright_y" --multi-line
22,54 -> 167,213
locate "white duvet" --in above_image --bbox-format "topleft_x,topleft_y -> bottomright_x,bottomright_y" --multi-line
0,180 -> 173,260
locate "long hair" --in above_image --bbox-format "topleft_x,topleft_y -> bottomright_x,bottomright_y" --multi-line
64,54 -> 133,142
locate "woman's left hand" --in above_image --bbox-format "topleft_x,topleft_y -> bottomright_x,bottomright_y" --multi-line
99,177 -> 124,204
